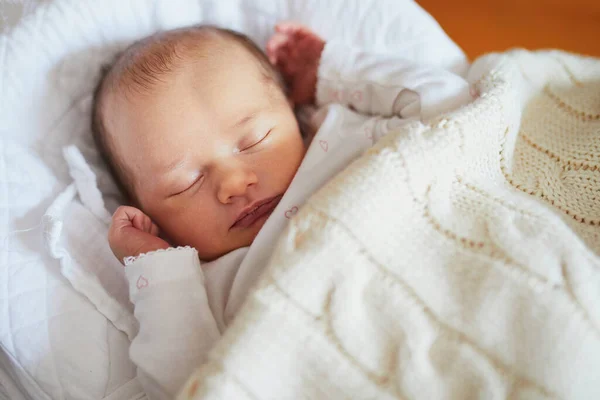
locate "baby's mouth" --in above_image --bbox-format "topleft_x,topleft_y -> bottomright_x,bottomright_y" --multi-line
230,195 -> 282,230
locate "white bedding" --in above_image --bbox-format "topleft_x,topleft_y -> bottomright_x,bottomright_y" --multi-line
0,0 -> 467,399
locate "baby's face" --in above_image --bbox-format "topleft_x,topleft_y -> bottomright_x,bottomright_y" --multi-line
106,44 -> 305,260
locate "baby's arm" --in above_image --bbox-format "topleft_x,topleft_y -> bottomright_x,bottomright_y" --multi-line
109,207 -> 220,400
125,248 -> 219,400
316,42 -> 473,121
268,23 -> 473,121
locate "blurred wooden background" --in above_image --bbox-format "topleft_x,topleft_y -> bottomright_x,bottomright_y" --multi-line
417,0 -> 600,59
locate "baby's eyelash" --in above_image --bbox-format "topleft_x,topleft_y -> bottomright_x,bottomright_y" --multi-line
170,174 -> 204,197
240,129 -> 272,152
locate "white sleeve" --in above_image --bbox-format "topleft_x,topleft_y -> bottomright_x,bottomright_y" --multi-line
315,41 -> 473,121
124,247 -> 221,400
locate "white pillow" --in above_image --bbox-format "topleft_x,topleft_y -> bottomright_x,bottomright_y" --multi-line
0,0 -> 467,398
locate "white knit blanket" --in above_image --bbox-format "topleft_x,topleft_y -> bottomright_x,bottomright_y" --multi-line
178,50 -> 600,400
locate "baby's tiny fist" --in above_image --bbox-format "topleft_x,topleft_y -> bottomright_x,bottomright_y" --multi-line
109,206 -> 170,264
268,22 -> 325,106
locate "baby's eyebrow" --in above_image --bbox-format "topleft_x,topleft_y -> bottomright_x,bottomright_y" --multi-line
161,158 -> 187,173
230,112 -> 258,130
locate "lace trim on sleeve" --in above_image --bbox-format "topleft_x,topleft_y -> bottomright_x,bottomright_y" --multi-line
123,246 -> 196,266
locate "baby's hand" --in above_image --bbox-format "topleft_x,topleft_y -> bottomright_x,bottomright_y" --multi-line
108,206 -> 170,264
267,22 -> 325,106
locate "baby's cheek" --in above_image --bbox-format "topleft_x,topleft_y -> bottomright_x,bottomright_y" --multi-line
178,214 -> 227,260
274,131 -> 305,182
161,205 -> 210,242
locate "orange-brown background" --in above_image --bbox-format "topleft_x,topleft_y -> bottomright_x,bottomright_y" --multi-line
417,0 -> 600,59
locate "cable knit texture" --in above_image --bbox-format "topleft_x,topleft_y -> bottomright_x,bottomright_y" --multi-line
177,50 -> 600,400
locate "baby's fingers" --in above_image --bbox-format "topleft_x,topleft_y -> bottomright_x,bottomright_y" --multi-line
112,206 -> 138,229
113,206 -> 155,234
149,222 -> 160,237
133,213 -> 156,234
275,21 -> 310,37
266,33 -> 291,64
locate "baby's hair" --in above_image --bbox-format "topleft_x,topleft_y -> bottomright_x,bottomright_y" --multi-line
91,25 -> 287,203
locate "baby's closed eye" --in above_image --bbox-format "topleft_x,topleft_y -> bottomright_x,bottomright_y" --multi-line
237,129 -> 273,152
169,173 -> 205,197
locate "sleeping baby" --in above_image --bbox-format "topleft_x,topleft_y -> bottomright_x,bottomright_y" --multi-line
92,23 -> 472,399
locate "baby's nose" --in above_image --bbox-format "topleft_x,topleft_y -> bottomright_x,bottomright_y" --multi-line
216,166 -> 258,204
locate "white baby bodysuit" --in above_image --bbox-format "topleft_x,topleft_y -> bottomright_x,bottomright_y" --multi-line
123,40 -> 473,399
